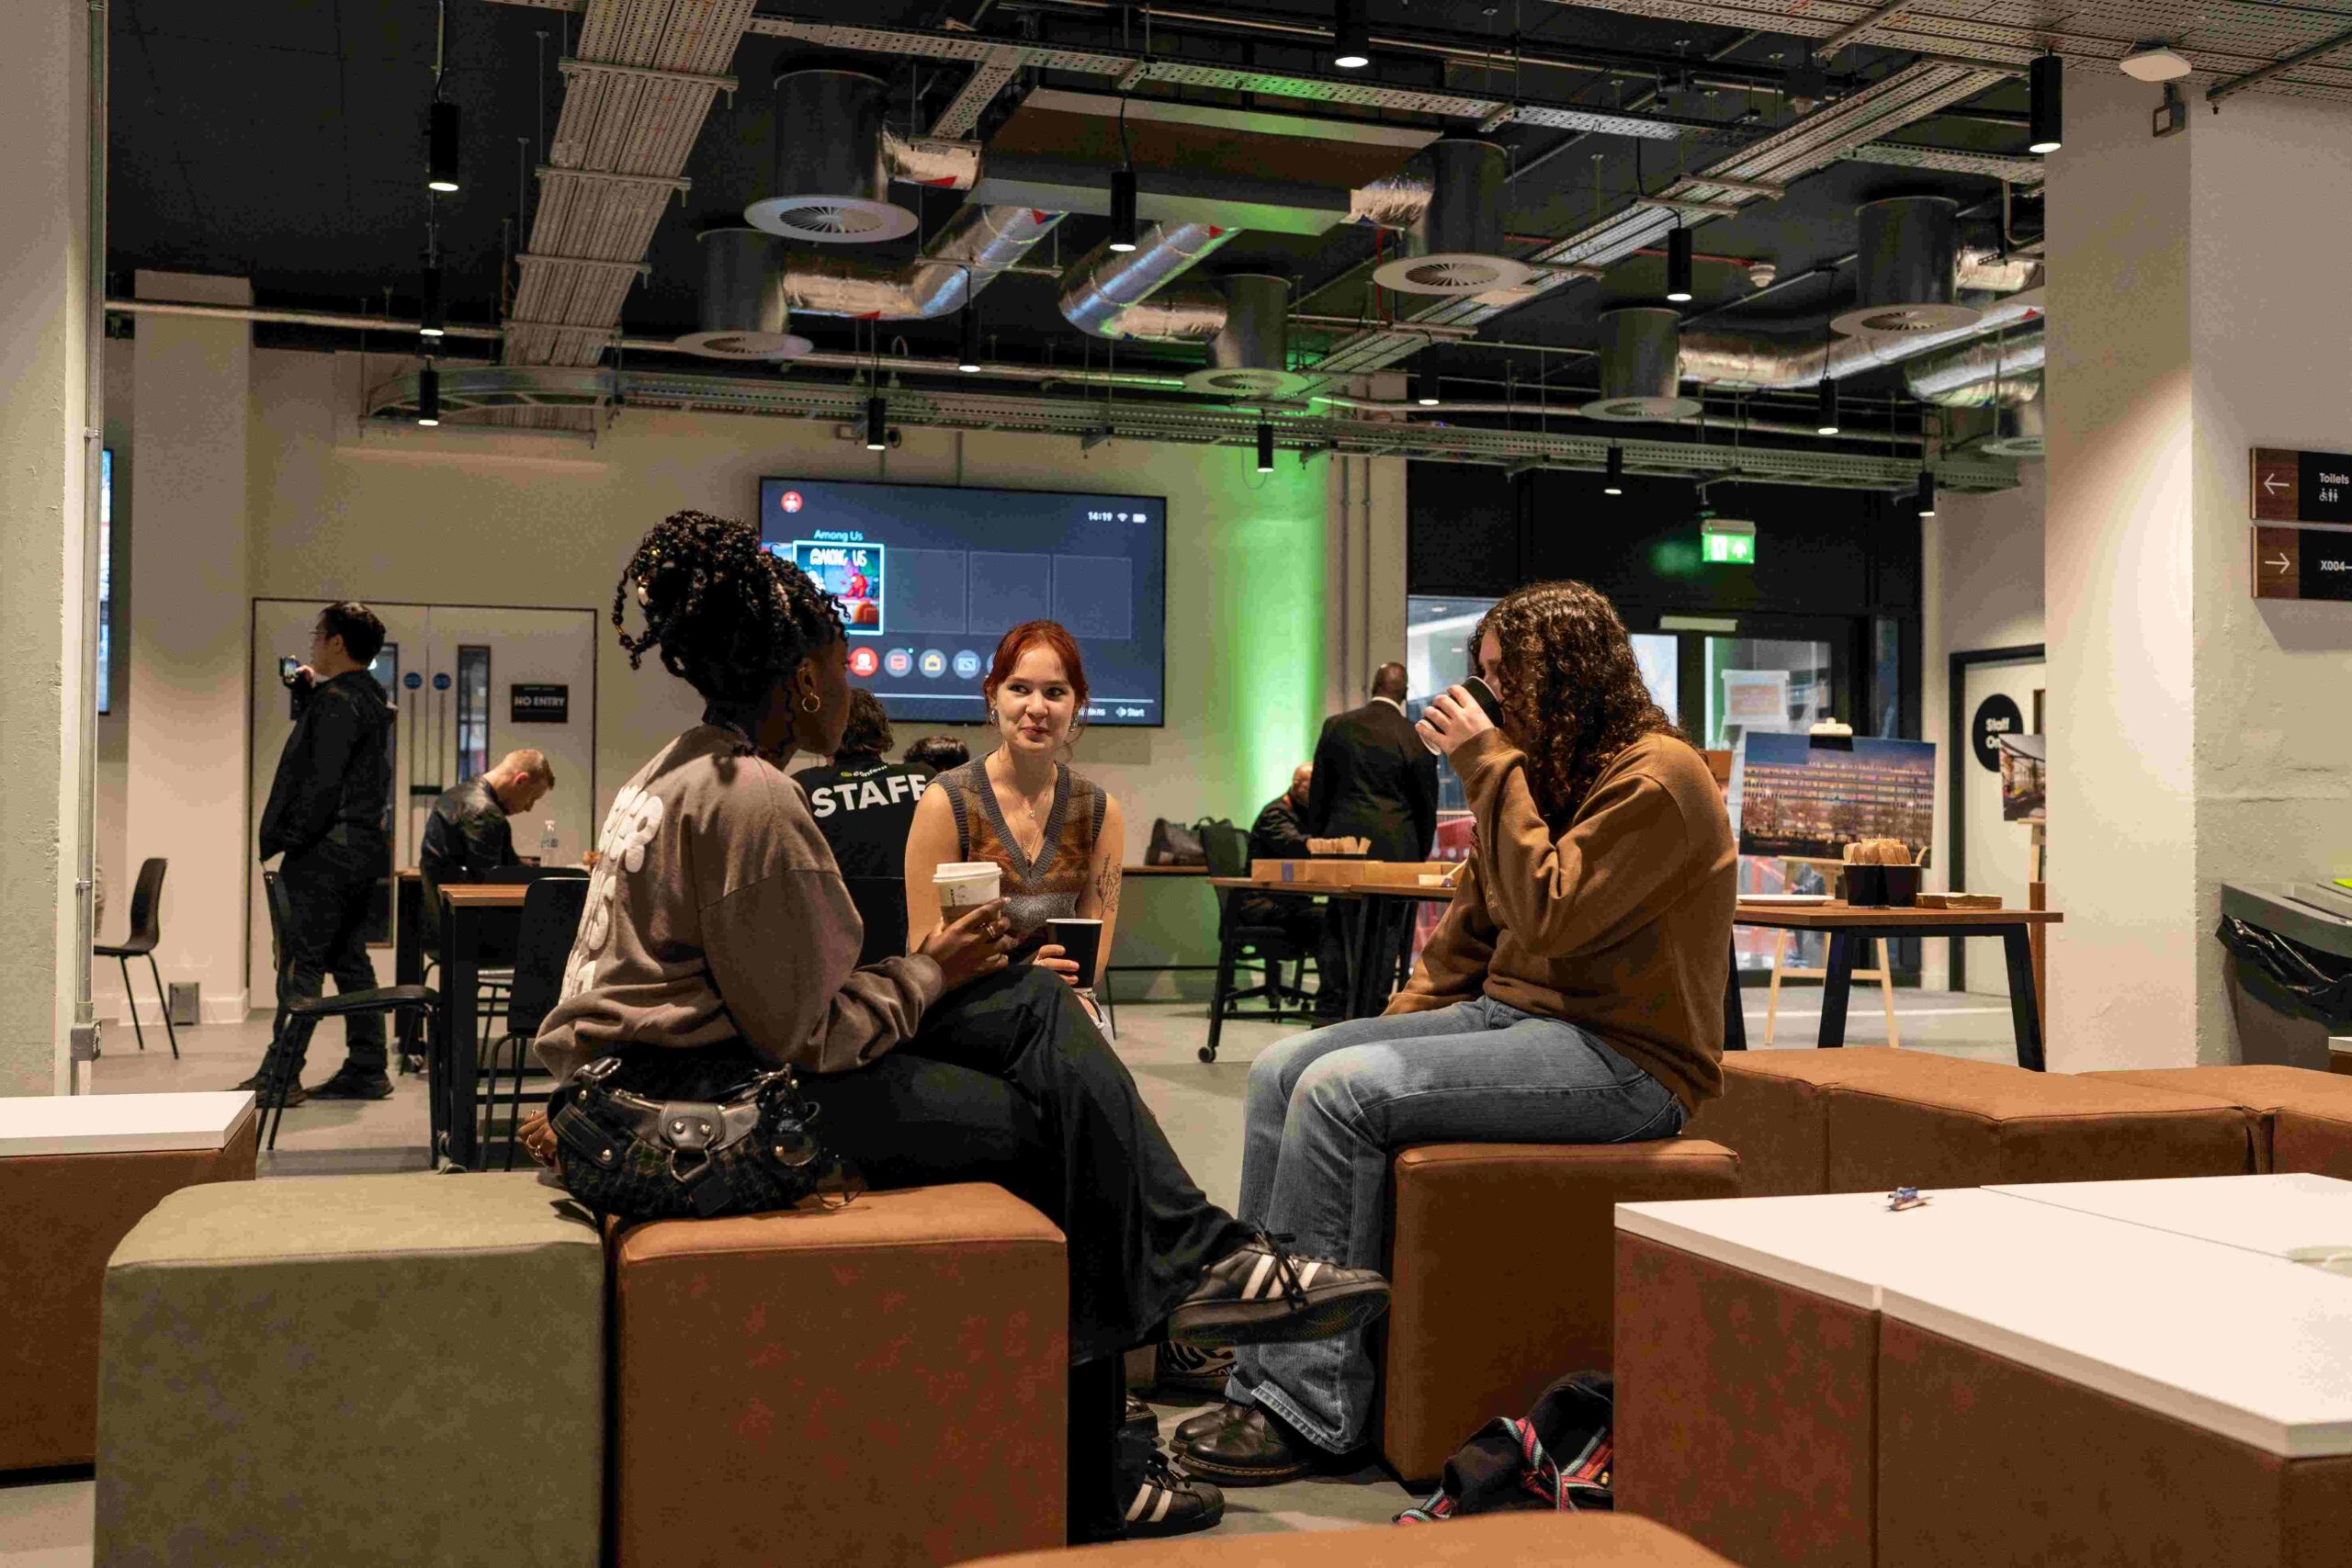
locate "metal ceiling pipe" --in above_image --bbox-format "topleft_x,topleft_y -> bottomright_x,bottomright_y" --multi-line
1314,391 -> 1927,444
1059,220 -> 1236,339
1955,244 -> 2041,294
1831,195 -> 1979,336
1902,322 -> 2044,405
1679,292 -> 2043,390
781,202 -> 1065,319
883,129 -> 980,192
748,68 -> 919,243
1186,273 -> 1308,397
1583,308 -> 1700,421
676,227 -> 810,359
1372,140 -> 1533,297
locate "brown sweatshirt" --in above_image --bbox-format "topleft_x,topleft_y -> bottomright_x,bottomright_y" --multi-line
1390,728 -> 1736,1113
534,725 -> 943,1082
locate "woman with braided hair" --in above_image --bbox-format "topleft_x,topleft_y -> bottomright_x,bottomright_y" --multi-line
527,512 -> 1389,1543
1172,579 -> 1737,1485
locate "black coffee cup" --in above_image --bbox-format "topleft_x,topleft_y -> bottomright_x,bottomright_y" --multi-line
1882,865 -> 1921,908
1047,918 -> 1104,988
1844,864 -> 1887,908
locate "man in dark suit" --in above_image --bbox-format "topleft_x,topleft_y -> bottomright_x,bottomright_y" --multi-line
1307,662 -> 1438,863
1306,663 -> 1439,1016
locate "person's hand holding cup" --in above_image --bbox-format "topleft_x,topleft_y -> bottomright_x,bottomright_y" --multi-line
1039,917 -> 1103,993
921,896 -> 1016,990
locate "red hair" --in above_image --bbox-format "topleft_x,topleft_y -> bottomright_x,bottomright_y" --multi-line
984,620 -> 1090,711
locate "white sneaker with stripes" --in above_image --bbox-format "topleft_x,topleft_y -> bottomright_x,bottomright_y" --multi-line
1165,1231 -> 1390,1349
1123,1450 -> 1224,1539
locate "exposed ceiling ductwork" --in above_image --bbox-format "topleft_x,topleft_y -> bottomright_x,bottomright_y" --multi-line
1586,308 -> 1703,422
1832,196 -> 1979,338
1980,398 -> 2047,458
1679,294 -> 2044,391
748,68 -> 922,243
1184,274 -> 1308,399
1370,140 -> 1532,298
777,202 -> 1063,320
1058,220 -> 1235,340
675,227 -> 810,360
1902,324 -> 2046,407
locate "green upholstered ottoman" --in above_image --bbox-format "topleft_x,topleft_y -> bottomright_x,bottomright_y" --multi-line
96,1173 -> 603,1568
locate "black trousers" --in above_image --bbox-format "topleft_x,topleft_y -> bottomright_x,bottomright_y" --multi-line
1235,894 -> 1351,1015
272,829 -> 389,1076
614,966 -> 1245,1541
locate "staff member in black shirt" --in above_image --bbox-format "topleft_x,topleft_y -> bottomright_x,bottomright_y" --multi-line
793,691 -> 936,964
418,749 -> 557,955
249,602 -> 395,1104
1237,764 -> 1349,1020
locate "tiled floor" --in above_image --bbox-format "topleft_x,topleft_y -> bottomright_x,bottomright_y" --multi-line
6,985 -> 2023,1559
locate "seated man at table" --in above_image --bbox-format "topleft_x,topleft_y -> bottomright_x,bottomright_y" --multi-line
1234,763 -> 1348,1021
419,749 -> 556,962
1172,580 -> 1736,1484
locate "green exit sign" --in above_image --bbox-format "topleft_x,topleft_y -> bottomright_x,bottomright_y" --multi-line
1702,518 -> 1757,564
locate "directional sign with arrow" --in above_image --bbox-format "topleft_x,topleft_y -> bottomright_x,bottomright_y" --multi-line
2251,447 -> 2352,524
2254,525 -> 2352,602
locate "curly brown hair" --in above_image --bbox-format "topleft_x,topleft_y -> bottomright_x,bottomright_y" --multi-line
1475,580 -> 1679,821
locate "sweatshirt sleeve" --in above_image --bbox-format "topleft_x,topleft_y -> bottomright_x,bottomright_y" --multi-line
1453,728 -> 1697,960
1387,853 -> 1498,1015
695,761 -> 943,1074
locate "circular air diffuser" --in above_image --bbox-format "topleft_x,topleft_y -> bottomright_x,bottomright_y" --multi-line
1185,274 -> 1311,400
677,328 -> 814,359
1831,300 -> 1983,336
748,69 -> 920,244
1182,366 -> 1313,398
1579,307 -> 1700,423
676,228 -> 813,360
1981,399 -> 2046,458
1370,141 -> 1533,298
1832,196 -> 1981,337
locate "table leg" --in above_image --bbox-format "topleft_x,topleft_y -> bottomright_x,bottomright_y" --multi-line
1347,898 -> 1382,1021
445,901 -> 481,1168
1723,937 -> 1747,1052
2001,927 -> 2047,1072
1815,931 -> 1857,1050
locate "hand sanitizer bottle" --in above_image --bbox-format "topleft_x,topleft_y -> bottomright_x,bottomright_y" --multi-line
540,819 -> 561,863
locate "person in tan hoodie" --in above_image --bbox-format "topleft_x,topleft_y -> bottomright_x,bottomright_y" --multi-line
1173,579 -> 1737,1485
526,512 -> 1389,1543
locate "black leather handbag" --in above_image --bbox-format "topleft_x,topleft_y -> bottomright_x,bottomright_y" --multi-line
548,1055 -> 862,1222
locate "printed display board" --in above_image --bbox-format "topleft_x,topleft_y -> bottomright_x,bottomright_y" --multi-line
1728,732 -> 1937,863
1999,732 -> 2046,823
760,478 -> 1167,727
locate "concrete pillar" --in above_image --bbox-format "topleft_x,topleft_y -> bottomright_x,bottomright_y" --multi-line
128,273 -> 254,1022
0,0 -> 94,1095
1324,451 -> 1408,716
2044,73 -> 2352,1068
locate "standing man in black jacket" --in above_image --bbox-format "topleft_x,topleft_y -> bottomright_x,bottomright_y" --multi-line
1307,662 -> 1437,863
248,602 -> 395,1105
1306,662 -> 1438,1013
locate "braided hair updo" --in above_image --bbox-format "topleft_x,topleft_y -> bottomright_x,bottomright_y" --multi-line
613,511 -> 842,712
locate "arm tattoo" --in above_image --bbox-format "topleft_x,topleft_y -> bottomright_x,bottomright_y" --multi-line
1093,855 -> 1123,926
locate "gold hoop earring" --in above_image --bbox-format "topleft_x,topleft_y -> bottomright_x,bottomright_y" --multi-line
799,693 -> 820,714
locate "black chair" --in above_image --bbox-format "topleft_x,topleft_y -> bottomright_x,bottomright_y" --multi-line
1200,821 -> 1317,1065
471,875 -> 590,1170
95,857 -> 178,1059
254,870 -> 439,1152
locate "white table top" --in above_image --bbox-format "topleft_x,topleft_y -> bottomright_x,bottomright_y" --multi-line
1620,1179 -> 2352,1458
1988,1173 -> 2352,1262
0,1092 -> 256,1157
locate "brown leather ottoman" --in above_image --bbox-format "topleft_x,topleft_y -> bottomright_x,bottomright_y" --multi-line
0,1091 -> 255,1472
1683,1048 -> 2015,1196
1826,1061 -> 2255,1190
967,1512 -> 1738,1566
1381,1139 -> 1741,1481
2089,1065 -> 2352,1175
613,1182 -> 1068,1568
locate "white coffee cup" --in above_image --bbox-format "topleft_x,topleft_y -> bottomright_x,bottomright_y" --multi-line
933,861 -> 1001,910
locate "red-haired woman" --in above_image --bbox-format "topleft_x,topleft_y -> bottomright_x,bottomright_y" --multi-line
906,620 -> 1125,1013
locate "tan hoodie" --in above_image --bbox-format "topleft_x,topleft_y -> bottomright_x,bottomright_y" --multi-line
1390,728 -> 1737,1113
534,725 -> 942,1082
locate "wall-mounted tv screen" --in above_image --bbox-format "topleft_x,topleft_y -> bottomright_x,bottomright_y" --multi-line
758,478 -> 1167,728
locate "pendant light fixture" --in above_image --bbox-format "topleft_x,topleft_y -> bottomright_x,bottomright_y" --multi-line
1108,96 -> 1139,253
1603,444 -> 1625,496
1915,468 -> 1938,517
2029,53 -> 2064,154
420,261 -> 446,340
1330,0 -> 1373,70
416,364 -> 441,427
1815,377 -> 1839,435
1415,356 -> 1442,407
425,5 -> 459,193
957,303 -> 982,374
1255,422 -> 1275,473
1665,224 -> 1694,303
865,396 -> 888,451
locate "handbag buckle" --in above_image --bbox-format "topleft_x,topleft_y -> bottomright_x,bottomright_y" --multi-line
660,1102 -> 724,1152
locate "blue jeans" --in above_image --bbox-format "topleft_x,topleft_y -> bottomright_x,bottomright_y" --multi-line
1226,996 -> 1685,1452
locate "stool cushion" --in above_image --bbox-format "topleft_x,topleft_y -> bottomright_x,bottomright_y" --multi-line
96,1172 -> 604,1567
2087,1066 -> 2352,1174
1382,1139 -> 1742,1481
613,1182 -> 1067,1568
0,1113 -> 254,1471
1684,1049 -> 1985,1196
1826,1062 -> 2253,1191
968,1512 -> 1737,1566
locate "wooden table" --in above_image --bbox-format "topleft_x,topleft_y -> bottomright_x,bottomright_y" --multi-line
435,883 -> 528,1169
1210,875 -> 1457,1020
1730,903 -> 2063,1070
